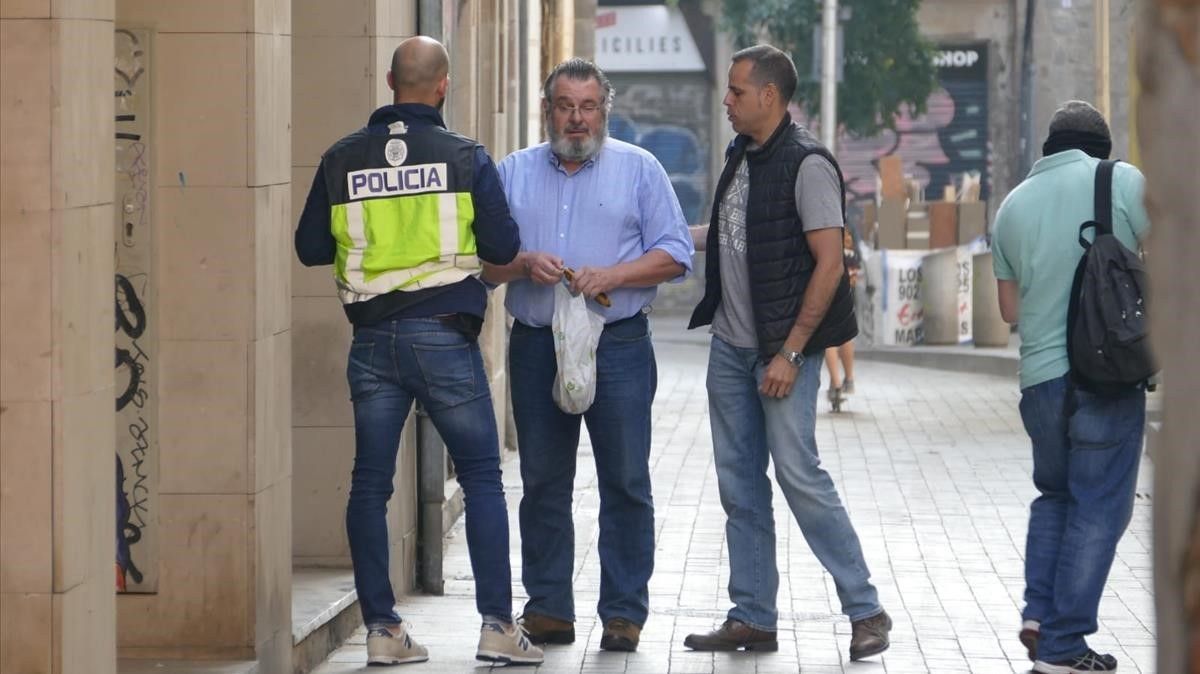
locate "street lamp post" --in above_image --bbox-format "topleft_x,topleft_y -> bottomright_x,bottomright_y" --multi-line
821,0 -> 838,151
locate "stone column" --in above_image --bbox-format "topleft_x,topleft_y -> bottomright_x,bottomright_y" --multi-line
110,0 -> 293,669
1031,0 -> 1139,160
1137,4 -> 1200,673
1,2 -> 118,673
573,0 -> 596,61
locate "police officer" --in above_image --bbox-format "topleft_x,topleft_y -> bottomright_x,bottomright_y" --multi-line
294,36 -> 542,668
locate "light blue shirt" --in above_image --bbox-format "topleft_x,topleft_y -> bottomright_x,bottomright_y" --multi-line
497,139 -> 694,326
992,150 -> 1150,389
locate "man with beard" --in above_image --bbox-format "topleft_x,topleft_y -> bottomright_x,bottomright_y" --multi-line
482,58 -> 693,653
295,36 -> 542,667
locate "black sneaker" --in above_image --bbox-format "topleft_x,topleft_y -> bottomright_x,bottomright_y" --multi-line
1033,648 -> 1118,673
1019,619 -> 1040,662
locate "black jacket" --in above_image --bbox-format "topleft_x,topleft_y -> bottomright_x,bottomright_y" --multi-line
689,114 -> 857,360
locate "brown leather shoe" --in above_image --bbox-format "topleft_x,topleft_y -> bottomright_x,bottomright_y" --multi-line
517,612 -> 575,645
849,610 -> 892,661
683,619 -> 778,652
600,618 -> 641,652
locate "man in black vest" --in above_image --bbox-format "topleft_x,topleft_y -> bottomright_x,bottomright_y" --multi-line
682,44 -> 891,661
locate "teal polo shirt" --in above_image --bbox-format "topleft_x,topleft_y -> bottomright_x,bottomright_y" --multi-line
992,149 -> 1150,390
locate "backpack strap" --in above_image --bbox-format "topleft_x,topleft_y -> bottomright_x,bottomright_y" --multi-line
1069,159 -> 1117,384
1078,159 -> 1118,248
1093,159 -> 1117,236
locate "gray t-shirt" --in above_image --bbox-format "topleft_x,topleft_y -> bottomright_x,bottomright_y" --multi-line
711,153 -> 843,348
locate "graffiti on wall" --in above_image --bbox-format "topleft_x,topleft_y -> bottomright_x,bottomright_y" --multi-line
796,43 -> 991,219
610,79 -> 712,226
114,27 -> 157,593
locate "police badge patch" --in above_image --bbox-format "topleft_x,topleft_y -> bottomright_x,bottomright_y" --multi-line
384,139 -> 408,167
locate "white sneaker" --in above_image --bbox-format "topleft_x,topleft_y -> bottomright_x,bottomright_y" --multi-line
366,622 -> 429,666
476,620 -> 545,666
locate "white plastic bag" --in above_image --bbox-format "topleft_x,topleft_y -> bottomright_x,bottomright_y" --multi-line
551,283 -> 605,414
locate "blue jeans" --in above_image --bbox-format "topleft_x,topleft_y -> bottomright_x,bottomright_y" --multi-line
345,317 -> 511,626
707,336 -> 881,630
1019,375 -> 1145,662
509,314 -> 656,626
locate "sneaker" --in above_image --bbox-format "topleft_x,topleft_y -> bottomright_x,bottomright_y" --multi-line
683,619 -> 778,652
599,617 -> 641,652
366,622 -> 429,666
517,612 -> 575,645
1020,619 -> 1041,662
849,610 -> 892,661
842,378 -> 855,395
477,620 -> 544,666
1033,649 -> 1118,673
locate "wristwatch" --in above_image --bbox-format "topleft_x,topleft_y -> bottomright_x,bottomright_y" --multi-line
779,349 -> 805,368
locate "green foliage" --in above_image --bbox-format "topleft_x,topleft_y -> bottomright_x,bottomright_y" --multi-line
720,0 -> 938,138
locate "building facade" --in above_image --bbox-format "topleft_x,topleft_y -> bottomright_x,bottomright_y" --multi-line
0,1 -> 580,672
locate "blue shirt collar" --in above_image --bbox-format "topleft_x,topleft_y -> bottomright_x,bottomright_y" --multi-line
546,141 -> 602,174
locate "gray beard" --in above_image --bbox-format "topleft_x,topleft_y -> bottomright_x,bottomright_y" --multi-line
549,124 -> 607,163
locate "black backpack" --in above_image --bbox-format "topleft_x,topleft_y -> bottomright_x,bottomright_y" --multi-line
1065,159 -> 1157,394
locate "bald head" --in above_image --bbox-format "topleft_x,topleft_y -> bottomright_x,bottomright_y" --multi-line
389,36 -> 450,103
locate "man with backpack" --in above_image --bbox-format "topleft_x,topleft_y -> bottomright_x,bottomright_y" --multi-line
992,100 -> 1152,674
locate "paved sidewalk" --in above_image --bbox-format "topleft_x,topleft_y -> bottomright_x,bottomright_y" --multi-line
314,328 -> 1156,674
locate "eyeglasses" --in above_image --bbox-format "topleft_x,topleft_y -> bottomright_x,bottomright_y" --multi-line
553,102 -> 603,117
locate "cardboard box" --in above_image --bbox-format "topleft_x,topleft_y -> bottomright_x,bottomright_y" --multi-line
906,230 -> 931,249
908,178 -> 925,205
859,200 -> 878,246
958,201 -> 987,242
879,155 -> 906,201
929,201 -> 959,248
877,198 -> 907,249
905,203 -> 930,249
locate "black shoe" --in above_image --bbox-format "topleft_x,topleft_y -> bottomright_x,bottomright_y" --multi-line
1033,649 -> 1118,673
1019,620 -> 1040,662
683,619 -> 779,652
849,610 -> 891,661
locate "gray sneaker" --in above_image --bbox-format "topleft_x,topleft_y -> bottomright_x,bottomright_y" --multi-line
477,620 -> 544,666
366,622 -> 429,666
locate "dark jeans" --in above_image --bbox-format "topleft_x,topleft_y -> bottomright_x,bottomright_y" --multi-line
346,318 -> 511,626
509,314 -> 656,626
1018,375 -> 1145,662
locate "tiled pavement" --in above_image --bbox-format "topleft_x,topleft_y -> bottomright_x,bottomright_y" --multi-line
314,326 -> 1156,674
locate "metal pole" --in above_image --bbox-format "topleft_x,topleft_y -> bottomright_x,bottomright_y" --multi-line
416,404 -> 446,595
821,0 -> 838,151
1019,0 -> 1036,177
1095,0 -> 1111,119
